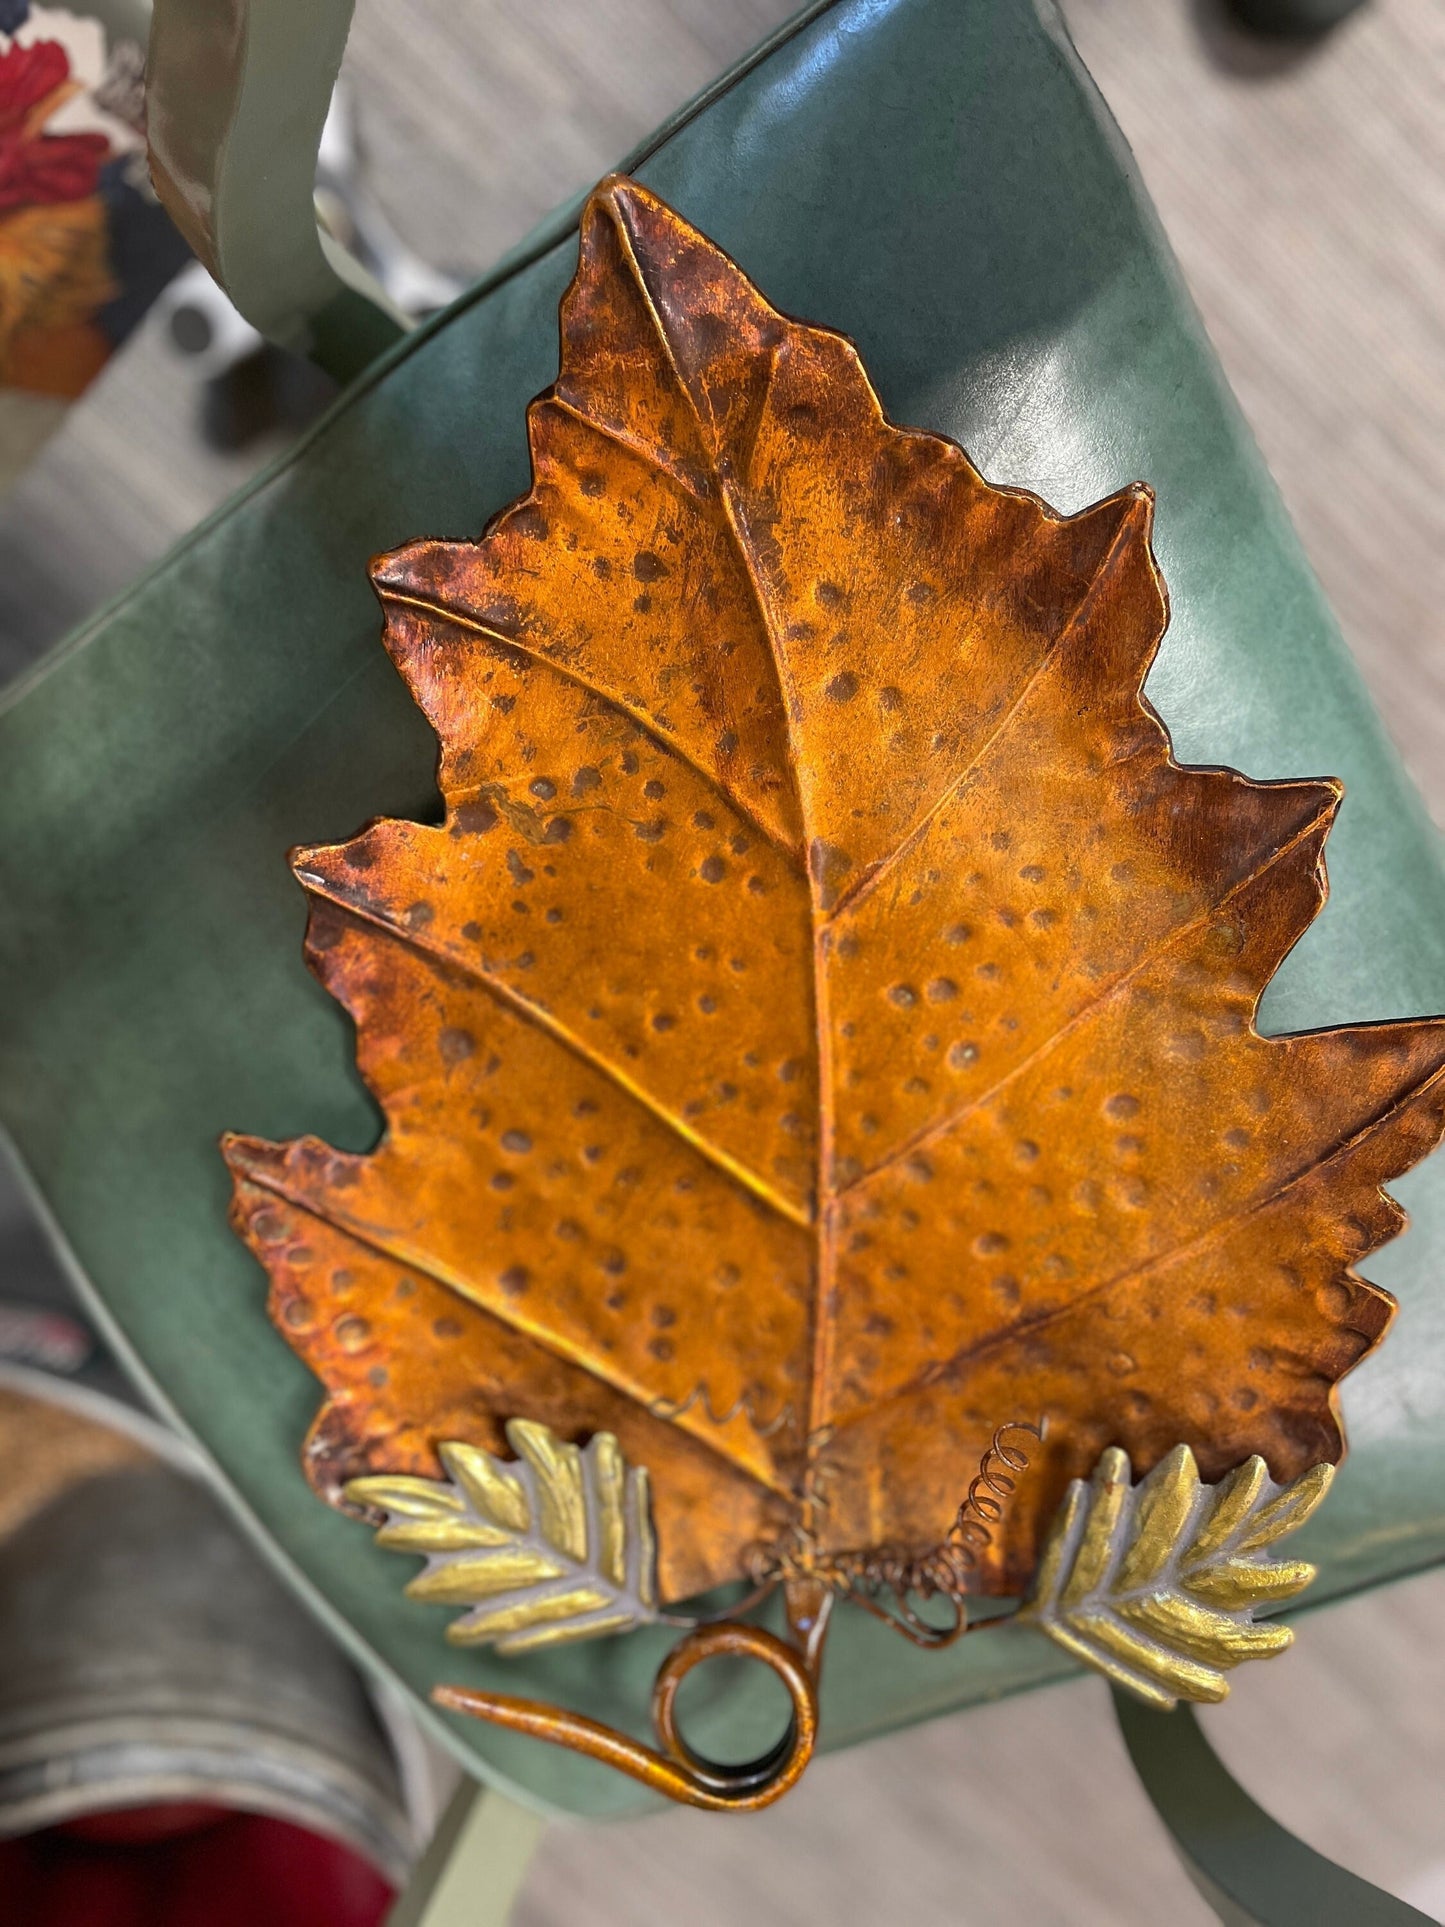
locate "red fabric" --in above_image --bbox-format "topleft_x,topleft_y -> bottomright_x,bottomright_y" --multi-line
157,1816 -> 396,1927
0,1811 -> 396,1926
0,38 -> 68,121
0,40 -> 109,211
60,1805 -> 229,1847
31,1854 -> 153,1927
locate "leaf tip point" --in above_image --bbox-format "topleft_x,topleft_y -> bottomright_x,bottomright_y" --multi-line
369,540 -> 436,598
588,171 -> 647,217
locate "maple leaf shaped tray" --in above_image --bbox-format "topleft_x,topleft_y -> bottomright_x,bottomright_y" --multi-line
5,7 -> 1445,1820
219,179 -> 1445,1806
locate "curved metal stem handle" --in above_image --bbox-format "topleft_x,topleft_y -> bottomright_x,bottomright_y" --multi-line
434,1621 -> 819,1812
1114,1690 -> 1433,1925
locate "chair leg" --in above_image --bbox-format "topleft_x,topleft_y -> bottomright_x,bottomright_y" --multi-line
1113,1688 -> 1430,1925
385,1776 -> 547,1927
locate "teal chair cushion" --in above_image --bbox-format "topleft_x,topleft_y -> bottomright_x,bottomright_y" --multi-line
3,0 -> 1443,1816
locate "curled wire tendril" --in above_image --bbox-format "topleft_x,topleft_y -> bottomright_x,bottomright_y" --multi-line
752,1419 -> 1046,1647
650,1382 -> 796,1441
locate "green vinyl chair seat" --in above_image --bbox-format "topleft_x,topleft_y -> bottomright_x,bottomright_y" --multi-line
3,0 -> 1444,1818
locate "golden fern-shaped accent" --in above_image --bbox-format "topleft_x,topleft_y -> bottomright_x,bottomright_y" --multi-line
345,1419 -> 659,1653
1020,1444 -> 1329,1706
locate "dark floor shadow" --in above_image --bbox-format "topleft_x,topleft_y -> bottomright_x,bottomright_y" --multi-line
1189,0 -> 1361,79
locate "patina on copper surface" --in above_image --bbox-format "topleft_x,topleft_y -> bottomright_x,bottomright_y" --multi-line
223,175 -> 1445,1798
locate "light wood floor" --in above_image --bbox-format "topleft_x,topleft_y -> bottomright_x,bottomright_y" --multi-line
1,1 -> 1441,1920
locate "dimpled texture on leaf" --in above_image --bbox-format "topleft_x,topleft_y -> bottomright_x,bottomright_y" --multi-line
224,177 -> 1445,1606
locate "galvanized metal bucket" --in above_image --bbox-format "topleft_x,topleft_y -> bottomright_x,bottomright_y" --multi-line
0,1401 -> 416,1887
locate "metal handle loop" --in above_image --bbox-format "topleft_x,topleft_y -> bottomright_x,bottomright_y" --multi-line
433,1620 -> 818,1812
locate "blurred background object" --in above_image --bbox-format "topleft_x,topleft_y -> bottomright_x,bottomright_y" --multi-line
1224,0 -> 1366,35
149,80 -> 463,450
0,1 -> 188,487
0,1145 -> 456,1922
0,1457 -> 405,1924
0,0 -> 1440,1921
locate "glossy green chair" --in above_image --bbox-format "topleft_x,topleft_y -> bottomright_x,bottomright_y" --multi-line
2,1 -> 1441,1918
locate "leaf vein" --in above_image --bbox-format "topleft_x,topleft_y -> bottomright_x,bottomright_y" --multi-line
831,1051 -> 1445,1436
236,1171 -> 794,1500
297,884 -> 812,1231
838,793 -> 1336,1198
378,587 -> 802,871
542,393 -> 710,504
826,494 -> 1148,923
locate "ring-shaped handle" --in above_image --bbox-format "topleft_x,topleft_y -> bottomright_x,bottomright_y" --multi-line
652,1621 -> 817,1797
433,1620 -> 818,1812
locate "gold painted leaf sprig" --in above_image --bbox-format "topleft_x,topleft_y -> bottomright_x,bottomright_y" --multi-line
346,1420 -> 659,1654
1022,1444 -> 1330,1706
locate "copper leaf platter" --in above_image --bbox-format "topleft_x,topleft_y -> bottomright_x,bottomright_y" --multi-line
221,178 -> 1445,1806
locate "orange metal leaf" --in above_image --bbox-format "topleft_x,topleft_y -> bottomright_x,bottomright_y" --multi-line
223,176 -> 1445,1619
